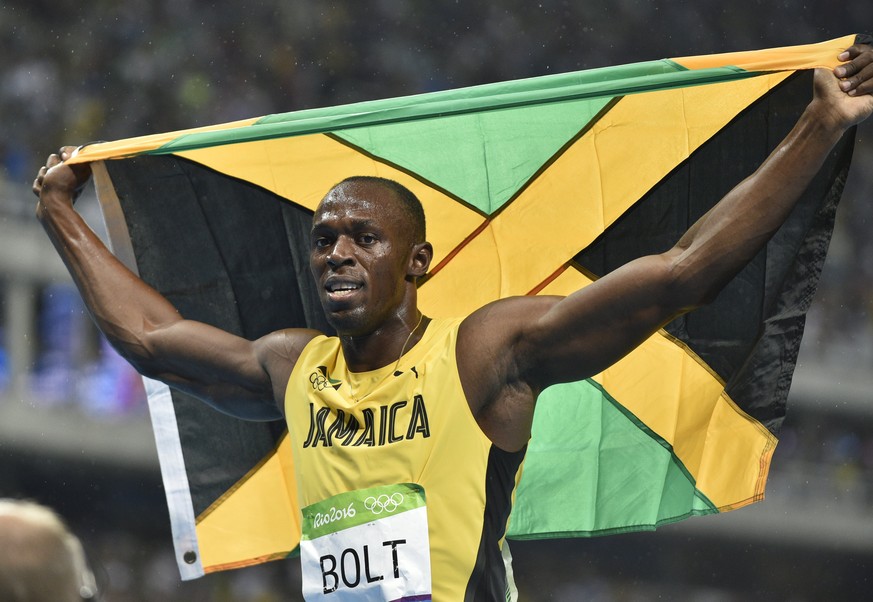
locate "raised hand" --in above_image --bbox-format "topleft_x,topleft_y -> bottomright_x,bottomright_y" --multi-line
835,41 -> 873,96
32,146 -> 92,203
813,42 -> 873,130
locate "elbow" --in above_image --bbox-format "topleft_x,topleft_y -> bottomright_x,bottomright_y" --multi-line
112,340 -> 160,380
102,323 -> 167,379
131,358 -> 161,381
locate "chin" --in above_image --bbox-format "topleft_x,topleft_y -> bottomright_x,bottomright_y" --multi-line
325,307 -> 372,337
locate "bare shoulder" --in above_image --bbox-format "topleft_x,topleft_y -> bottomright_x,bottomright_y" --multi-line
455,296 -> 559,450
254,327 -> 324,404
457,296 -> 559,406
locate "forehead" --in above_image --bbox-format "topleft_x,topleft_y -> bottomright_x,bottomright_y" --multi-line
312,181 -> 407,228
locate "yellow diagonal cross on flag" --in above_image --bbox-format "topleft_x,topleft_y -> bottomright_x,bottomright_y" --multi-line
72,35 -> 857,578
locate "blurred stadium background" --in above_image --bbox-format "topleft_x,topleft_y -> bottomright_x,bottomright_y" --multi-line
2,1 -> 872,600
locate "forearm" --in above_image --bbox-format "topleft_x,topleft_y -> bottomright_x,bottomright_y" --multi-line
513,107 -> 848,392
667,99 -> 847,307
37,187 -> 182,369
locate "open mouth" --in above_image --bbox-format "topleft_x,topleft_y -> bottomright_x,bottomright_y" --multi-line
324,279 -> 363,300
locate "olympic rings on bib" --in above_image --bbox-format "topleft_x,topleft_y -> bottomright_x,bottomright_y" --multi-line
364,493 -> 404,514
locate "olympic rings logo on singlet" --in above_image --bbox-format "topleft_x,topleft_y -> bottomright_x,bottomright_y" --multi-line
310,371 -> 331,391
364,493 -> 404,515
309,366 -> 342,392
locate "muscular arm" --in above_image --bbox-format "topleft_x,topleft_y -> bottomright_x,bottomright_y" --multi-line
34,151 -> 318,420
461,50 -> 873,451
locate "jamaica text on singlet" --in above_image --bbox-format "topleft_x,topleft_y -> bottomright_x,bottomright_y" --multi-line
302,395 -> 431,448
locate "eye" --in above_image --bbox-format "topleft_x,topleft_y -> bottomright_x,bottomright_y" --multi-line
358,233 -> 377,245
312,236 -> 332,250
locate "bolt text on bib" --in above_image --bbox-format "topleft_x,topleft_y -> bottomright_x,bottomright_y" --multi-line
320,539 -> 407,593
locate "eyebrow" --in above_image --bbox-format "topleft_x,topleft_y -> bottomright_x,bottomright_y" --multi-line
311,216 -> 382,231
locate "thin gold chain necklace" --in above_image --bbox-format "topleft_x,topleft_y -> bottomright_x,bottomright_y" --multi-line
349,312 -> 424,402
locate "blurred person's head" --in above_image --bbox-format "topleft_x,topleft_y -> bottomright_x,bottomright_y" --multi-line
0,499 -> 96,601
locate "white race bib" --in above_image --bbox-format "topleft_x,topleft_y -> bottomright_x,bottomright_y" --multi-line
300,483 -> 432,601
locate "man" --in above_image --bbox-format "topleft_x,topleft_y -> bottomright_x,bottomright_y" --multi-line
0,499 -> 97,602
33,45 -> 873,599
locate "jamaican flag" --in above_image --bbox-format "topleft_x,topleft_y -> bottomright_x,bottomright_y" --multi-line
70,35 -> 860,578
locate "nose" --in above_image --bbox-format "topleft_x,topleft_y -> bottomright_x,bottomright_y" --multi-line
326,236 -> 355,269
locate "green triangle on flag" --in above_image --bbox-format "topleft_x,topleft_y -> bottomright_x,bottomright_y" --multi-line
335,96 -> 614,215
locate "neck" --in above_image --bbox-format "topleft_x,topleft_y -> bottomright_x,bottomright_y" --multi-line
340,310 -> 428,372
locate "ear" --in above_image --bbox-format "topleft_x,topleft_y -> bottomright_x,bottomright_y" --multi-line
407,242 -> 433,279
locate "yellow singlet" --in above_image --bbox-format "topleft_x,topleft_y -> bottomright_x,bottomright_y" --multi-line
285,317 -> 525,601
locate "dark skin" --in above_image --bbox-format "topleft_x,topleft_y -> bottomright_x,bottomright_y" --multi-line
34,49 -> 873,453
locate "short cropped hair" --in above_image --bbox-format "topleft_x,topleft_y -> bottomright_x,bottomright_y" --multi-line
0,499 -> 97,602
334,176 -> 427,243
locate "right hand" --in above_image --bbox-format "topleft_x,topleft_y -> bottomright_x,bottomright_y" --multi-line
32,146 -> 92,202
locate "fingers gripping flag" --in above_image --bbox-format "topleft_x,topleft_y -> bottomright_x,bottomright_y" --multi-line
70,35 -> 860,578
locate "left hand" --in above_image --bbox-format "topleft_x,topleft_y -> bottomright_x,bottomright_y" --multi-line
811,43 -> 873,130
835,41 -> 873,96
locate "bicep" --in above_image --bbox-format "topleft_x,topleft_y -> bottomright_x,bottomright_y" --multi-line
458,252 -> 684,446
519,253 -> 685,388
133,320 -> 311,420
